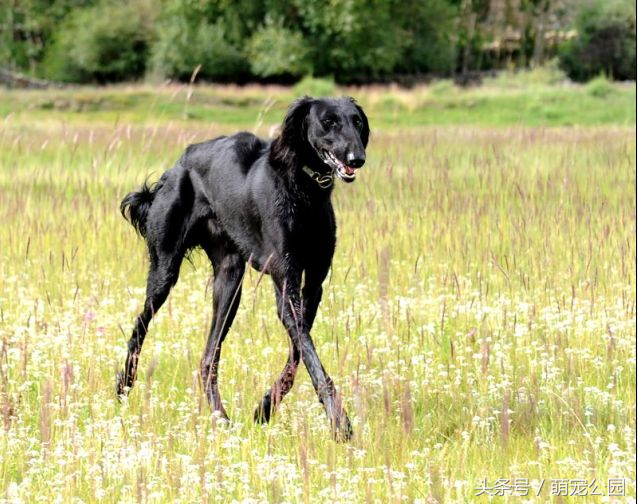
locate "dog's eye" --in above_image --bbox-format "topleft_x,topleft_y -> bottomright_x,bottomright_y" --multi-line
353,117 -> 362,130
321,119 -> 334,129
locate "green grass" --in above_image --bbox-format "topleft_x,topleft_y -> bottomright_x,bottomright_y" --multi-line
0,79 -> 635,502
0,74 -> 634,128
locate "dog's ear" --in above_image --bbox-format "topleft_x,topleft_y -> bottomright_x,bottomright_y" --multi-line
348,97 -> 370,148
271,96 -> 314,168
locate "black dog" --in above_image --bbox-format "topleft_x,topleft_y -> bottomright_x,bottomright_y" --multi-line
117,96 -> 369,440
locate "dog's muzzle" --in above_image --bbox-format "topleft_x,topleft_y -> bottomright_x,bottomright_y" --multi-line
320,150 -> 361,183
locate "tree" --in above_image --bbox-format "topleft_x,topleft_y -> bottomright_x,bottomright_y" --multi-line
246,18 -> 312,80
559,0 -> 636,81
43,0 -> 153,83
293,0 -> 405,83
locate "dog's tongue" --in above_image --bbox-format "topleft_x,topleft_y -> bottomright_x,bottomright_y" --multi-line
344,166 -> 356,176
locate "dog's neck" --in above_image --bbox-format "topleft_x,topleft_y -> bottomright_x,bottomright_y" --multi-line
270,145 -> 335,199
276,163 -> 334,208
301,166 -> 334,189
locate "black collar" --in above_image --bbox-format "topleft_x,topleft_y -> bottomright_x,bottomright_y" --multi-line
301,166 -> 334,189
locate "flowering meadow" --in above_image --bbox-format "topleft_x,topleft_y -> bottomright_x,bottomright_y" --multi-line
0,84 -> 635,502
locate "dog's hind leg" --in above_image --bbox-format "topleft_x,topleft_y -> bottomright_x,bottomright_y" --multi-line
116,251 -> 183,397
200,241 -> 245,421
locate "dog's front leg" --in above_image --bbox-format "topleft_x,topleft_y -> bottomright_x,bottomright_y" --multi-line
254,275 -> 326,424
273,274 -> 352,441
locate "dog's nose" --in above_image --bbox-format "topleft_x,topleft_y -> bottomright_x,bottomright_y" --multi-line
346,152 -> 365,168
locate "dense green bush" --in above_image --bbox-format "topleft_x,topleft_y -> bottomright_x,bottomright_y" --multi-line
559,0 -> 636,82
43,1 -> 153,83
246,20 -> 312,80
151,16 -> 247,82
1,0 -> 94,72
586,74 -> 615,97
294,0 -> 405,83
293,76 -> 337,97
394,0 -> 458,76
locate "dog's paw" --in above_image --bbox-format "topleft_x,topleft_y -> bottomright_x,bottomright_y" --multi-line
253,397 -> 272,424
115,371 -> 129,400
211,409 -> 231,428
332,412 -> 353,443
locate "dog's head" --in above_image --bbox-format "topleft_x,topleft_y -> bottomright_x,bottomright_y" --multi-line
272,96 -> 370,184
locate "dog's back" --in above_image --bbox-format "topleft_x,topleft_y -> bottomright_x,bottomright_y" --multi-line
122,132 -> 268,236
181,132 -> 268,178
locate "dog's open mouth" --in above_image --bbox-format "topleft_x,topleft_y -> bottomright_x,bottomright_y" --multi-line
322,151 -> 358,183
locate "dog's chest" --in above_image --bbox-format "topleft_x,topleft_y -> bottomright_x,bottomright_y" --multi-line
282,204 -> 336,253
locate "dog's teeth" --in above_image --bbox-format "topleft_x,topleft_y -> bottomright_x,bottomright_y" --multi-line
337,166 -> 355,180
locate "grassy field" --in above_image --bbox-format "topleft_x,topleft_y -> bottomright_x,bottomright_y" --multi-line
0,77 -> 635,502
0,72 -> 634,128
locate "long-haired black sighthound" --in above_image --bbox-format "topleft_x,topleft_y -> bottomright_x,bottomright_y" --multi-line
117,96 -> 369,441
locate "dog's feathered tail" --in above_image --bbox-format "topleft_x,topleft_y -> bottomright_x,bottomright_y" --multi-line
120,181 -> 156,238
